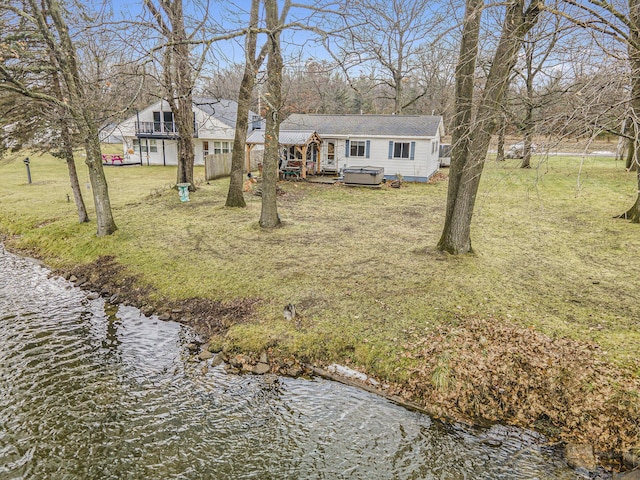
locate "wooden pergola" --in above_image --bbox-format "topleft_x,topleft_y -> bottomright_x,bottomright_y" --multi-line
245,129 -> 322,179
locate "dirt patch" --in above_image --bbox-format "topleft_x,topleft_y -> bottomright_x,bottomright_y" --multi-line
428,171 -> 449,183
57,255 -> 258,337
394,315 -> 640,463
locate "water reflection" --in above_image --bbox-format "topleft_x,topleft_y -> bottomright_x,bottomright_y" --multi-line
0,251 -> 600,479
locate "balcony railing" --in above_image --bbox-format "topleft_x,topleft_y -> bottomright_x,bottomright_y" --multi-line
135,121 -> 199,138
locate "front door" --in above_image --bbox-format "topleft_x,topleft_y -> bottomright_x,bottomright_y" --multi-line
324,141 -> 337,172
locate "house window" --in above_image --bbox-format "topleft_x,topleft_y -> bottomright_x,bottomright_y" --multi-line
133,138 -> 148,153
213,141 -> 232,154
203,141 -> 209,157
350,140 -> 366,157
393,142 -> 410,159
163,111 -> 175,132
388,140 -> 415,160
149,139 -> 157,153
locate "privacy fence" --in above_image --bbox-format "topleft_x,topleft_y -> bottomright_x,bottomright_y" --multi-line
204,150 -> 263,181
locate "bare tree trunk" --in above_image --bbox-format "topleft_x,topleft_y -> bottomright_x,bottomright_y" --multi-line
521,119 -> 533,168
438,0 -> 542,254
83,125 -> 117,235
259,0 -> 282,228
625,126 -> 636,171
521,44 -> 534,169
226,0 -> 260,208
175,92 -> 195,189
394,70 -> 403,114
616,118 -> 628,163
60,120 -> 89,223
496,113 -> 507,161
51,57 -> 89,224
438,0 -> 483,251
173,2 -> 195,190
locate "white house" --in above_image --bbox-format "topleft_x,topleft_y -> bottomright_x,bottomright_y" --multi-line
116,97 -> 262,166
278,114 -> 445,182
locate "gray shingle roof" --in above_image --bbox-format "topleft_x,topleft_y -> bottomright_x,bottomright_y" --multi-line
246,129 -> 318,145
192,97 -> 262,129
280,114 -> 443,138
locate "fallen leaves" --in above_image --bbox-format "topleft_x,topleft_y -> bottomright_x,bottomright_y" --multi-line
395,315 -> 640,456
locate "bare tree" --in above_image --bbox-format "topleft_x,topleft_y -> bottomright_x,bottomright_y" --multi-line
0,0 -> 117,236
225,0 -> 292,209
328,0 -> 448,114
438,0 -> 543,254
509,12 -> 566,167
558,0 -> 640,220
225,0 -> 262,208
143,0 -> 200,191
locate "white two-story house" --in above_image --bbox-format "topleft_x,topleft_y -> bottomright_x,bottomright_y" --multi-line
116,97 -> 262,166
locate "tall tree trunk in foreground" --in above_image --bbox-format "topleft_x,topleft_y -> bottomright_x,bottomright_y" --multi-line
259,0 -> 283,228
226,0 -> 260,208
43,0 -> 117,236
60,119 -> 90,223
82,120 -> 117,235
438,0 -> 483,253
438,0 -> 542,254
521,43 -> 535,169
51,60 -> 89,224
172,6 -> 195,190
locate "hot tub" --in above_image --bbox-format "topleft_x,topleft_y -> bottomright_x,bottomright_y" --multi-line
343,166 -> 385,185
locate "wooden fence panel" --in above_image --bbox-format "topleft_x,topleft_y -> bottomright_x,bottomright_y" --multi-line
204,153 -> 233,180
204,149 -> 264,180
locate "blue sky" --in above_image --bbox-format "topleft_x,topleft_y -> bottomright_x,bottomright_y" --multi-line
100,0 -> 331,67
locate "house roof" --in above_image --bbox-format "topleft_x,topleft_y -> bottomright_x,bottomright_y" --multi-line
192,97 -> 262,129
246,129 -> 320,146
280,114 -> 443,138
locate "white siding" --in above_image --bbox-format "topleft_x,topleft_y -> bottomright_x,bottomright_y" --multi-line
115,100 -> 240,167
333,136 -> 440,181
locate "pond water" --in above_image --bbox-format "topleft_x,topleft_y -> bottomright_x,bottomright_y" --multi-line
0,249 -> 600,479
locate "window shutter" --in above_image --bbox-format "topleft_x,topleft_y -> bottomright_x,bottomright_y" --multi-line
388,141 -> 393,159
365,140 -> 371,158
410,141 -> 416,160
345,140 -> 350,157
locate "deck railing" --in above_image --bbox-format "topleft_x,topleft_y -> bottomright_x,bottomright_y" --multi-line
135,121 -> 199,138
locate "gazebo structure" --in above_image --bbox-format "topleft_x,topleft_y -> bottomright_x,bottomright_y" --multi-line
245,129 -> 322,179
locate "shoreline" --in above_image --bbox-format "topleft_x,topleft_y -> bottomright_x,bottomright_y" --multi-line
1,153 -> 639,477
3,243 -> 636,476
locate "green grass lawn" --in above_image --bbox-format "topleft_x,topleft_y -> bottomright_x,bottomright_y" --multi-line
1,150 -> 639,380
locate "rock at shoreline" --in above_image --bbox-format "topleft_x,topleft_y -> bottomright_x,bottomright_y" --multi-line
565,443 -> 596,471
198,350 -> 213,361
252,363 -> 270,375
211,355 -> 224,368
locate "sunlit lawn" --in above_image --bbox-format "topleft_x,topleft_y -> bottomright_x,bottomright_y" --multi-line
1,150 -> 638,380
